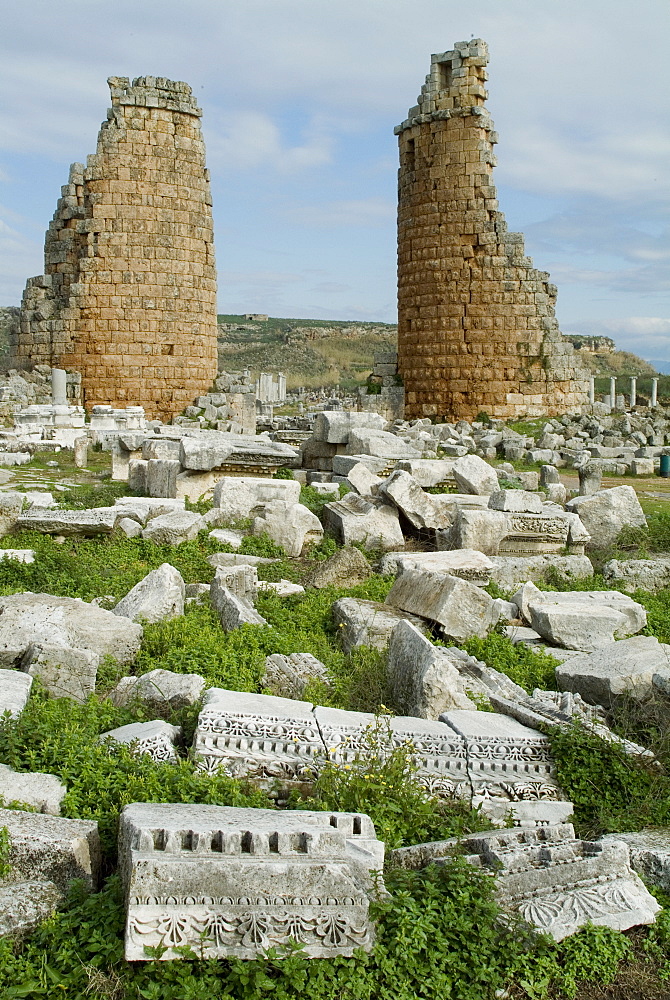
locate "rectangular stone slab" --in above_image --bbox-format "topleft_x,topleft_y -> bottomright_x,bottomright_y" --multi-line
119,802 -> 383,960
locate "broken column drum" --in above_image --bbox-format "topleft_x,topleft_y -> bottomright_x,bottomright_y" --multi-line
395,40 -> 590,421
15,76 -> 218,422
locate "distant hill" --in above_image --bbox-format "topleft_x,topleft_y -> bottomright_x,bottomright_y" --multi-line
217,314 -> 397,390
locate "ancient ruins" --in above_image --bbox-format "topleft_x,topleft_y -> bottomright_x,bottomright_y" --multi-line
13,76 -> 218,421
395,40 -> 591,421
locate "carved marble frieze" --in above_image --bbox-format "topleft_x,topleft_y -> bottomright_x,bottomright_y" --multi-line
462,824 -> 660,940
119,802 -> 384,960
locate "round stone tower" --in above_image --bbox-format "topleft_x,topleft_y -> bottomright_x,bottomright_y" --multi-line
15,76 -> 219,421
395,40 -> 589,421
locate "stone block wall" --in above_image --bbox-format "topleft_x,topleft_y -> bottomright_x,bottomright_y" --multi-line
14,76 -> 218,421
395,40 -> 590,421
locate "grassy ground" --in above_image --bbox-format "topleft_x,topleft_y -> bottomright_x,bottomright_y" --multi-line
1,453 -> 670,996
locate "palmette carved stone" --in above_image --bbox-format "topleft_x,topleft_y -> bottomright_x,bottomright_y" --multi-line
462,825 -> 660,940
119,803 -> 383,960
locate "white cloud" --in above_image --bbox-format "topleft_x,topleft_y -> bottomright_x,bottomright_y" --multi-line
205,111 -> 333,173
566,317 -> 670,363
281,197 -> 394,227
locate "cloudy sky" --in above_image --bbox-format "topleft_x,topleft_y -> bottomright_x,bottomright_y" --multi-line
1,0 -> 669,363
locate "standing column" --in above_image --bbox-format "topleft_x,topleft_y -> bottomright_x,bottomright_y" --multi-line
630,376 -> 637,408
610,377 -> 616,411
651,378 -> 659,407
51,368 -> 67,405
589,377 -> 595,405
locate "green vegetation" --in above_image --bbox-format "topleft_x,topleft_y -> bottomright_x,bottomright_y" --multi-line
2,462 -> 670,996
216,313 -> 396,391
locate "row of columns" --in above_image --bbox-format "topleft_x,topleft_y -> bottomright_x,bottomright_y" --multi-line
589,376 -> 659,410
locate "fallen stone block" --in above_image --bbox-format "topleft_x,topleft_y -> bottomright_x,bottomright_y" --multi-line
118,517 -> 142,538
304,546 -> 371,589
179,436 -> 234,471
462,824 -> 659,940
146,458 -> 181,499
314,410 -> 387,444
141,510 -> 205,546
113,563 -> 185,623
489,554 -> 593,591
263,653 -> 330,700
213,476 -> 300,522
346,462 -> 382,497
332,455 -> 390,478
20,643 -> 100,703
0,593 -> 142,668
600,830 -> 670,894
110,669 -> 206,711
488,489 -> 544,513
211,564 -> 258,605
332,597 -> 429,653
207,552 -> 278,569
193,688 -> 322,781
395,459 -> 455,487
528,602 -> 627,652
0,881 -> 63,940
385,569 -> 497,641
322,493 -> 404,551
387,621 -> 475,718
16,507 -> 122,536
378,469 -> 452,531
252,500 -> 323,557
440,507 -> 509,554
377,549 -> 493,585
566,486 -> 646,549
556,635 -> 670,707
346,428 -> 421,459
119,802 -> 383,960
210,585 -> 268,631
208,528 -> 244,550
0,764 -> 66,814
440,710 -> 569,825
0,549 -> 35,565
258,579 -> 305,596
603,557 -> 670,594
525,589 -> 646,650
0,807 -> 100,939
0,669 -> 32,717
101,720 -> 181,763
452,455 -> 499,495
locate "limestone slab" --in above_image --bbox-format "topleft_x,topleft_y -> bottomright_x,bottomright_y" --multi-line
141,510 -> 205,546
385,569 -> 497,640
566,486 -> 646,549
113,563 -> 185,623
462,825 -> 660,941
0,593 -> 142,667
193,688 -> 322,781
332,597 -> 429,653
0,669 -> 32,717
322,493 -> 404,551
386,620 -> 475,719
555,635 -> 670,707
119,802 -> 383,960
0,764 -> 66,815
101,720 -> 181,763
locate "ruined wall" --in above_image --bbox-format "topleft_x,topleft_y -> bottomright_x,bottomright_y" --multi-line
396,40 -> 590,421
14,76 -> 218,421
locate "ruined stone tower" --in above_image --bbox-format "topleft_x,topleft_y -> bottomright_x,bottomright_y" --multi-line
14,76 -> 218,421
395,40 -> 590,421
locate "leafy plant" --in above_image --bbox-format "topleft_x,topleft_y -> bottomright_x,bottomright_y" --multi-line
295,715 -> 491,848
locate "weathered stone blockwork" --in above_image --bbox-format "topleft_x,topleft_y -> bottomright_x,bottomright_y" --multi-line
395,40 -> 590,421
14,76 -> 218,421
